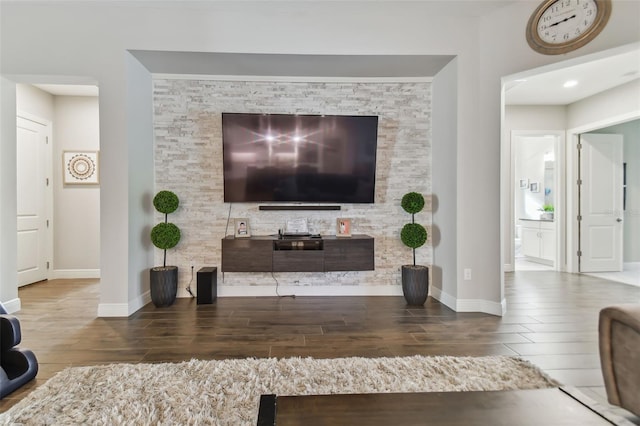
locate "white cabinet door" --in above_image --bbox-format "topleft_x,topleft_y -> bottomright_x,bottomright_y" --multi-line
540,228 -> 556,261
521,227 -> 540,258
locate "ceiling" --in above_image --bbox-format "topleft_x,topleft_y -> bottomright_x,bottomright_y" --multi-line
504,48 -> 640,105
33,46 -> 639,107
33,84 -> 99,97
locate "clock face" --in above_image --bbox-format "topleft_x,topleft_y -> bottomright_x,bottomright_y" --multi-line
526,0 -> 612,55
537,0 -> 597,44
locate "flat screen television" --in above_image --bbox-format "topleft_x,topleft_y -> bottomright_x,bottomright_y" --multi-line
222,113 -> 378,203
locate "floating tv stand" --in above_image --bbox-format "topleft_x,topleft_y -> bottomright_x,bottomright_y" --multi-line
221,235 -> 374,273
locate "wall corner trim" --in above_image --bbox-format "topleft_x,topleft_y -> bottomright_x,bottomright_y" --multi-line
428,286 -> 456,311
456,298 -> 505,316
97,291 -> 151,317
430,286 -> 505,316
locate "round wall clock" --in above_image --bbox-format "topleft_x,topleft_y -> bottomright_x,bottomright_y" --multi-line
526,0 -> 612,55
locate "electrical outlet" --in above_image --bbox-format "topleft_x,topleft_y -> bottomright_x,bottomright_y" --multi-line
464,268 -> 472,280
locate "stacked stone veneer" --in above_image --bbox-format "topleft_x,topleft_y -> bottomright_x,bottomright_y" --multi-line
153,79 -> 431,295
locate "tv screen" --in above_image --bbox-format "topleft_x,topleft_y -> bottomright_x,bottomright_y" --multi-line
222,113 -> 378,203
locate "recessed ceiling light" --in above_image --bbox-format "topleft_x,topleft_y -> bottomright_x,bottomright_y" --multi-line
563,80 -> 578,88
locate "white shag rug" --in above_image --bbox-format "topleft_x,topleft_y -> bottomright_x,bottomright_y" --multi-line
1,355 -> 557,425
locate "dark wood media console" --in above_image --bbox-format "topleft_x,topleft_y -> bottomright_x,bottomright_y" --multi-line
221,235 -> 374,273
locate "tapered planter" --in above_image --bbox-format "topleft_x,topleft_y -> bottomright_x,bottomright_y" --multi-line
150,266 -> 178,307
402,265 -> 429,305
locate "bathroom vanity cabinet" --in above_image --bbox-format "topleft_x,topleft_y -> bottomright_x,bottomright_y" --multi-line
520,219 -> 555,265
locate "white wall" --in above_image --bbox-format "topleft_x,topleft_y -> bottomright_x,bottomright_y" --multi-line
1,1 -> 639,316
505,106 -> 567,130
124,52 -> 156,310
16,84 -> 54,121
432,58 -> 459,305
53,96 -> 100,274
568,79 -> 640,130
591,119 -> 640,262
0,77 -> 19,312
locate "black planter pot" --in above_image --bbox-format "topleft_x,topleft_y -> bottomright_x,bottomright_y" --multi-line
402,265 -> 429,306
150,266 -> 178,307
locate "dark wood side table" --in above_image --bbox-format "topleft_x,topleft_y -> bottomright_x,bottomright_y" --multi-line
257,388 -> 623,426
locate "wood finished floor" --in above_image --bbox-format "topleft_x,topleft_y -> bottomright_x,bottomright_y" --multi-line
2,271 -> 640,423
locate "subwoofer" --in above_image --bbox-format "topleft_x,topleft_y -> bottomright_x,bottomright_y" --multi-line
197,267 -> 217,305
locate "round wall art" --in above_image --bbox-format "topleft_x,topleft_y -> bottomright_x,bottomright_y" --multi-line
63,151 -> 99,184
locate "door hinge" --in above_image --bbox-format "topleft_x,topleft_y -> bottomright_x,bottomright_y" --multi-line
577,250 -> 582,257
577,142 -> 582,150
46,219 -> 49,228
45,136 -> 49,144
577,179 -> 582,185
46,261 -> 50,269
577,215 -> 582,221
46,178 -> 49,186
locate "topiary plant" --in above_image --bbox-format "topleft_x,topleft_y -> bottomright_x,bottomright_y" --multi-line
151,190 -> 181,267
401,192 -> 428,266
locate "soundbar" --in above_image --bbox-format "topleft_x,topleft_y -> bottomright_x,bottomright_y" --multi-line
259,205 -> 341,211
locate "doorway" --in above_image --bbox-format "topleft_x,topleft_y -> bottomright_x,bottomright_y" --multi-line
511,131 -> 562,272
576,120 -> 640,288
15,83 -> 101,298
501,43 -> 639,279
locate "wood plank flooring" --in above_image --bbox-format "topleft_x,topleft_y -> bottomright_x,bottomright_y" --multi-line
2,271 -> 639,423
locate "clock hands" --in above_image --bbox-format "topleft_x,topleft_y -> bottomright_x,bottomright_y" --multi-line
549,14 -> 577,28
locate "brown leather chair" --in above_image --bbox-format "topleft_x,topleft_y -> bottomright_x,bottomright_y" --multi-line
598,304 -> 640,416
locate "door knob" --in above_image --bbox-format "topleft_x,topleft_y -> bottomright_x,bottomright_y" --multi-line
616,218 -> 623,222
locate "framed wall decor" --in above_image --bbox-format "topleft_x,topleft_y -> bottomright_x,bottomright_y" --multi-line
63,151 -> 99,185
530,182 -> 539,193
519,178 -> 529,189
336,218 -> 352,237
234,218 -> 250,238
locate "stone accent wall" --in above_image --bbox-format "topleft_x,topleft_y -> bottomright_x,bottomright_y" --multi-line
153,79 -> 431,294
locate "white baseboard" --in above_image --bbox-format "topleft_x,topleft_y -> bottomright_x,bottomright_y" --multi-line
98,290 -> 151,317
428,286 -> 456,311
97,287 -> 507,317
1,298 -> 21,314
429,286 -> 505,316
456,298 -> 506,316
51,269 -> 100,279
216,285 -> 404,297
99,286 -> 403,316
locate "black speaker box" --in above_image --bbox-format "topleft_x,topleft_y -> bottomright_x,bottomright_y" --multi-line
197,267 -> 217,305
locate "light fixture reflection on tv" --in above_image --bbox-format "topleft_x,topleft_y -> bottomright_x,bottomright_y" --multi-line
222,113 -> 378,203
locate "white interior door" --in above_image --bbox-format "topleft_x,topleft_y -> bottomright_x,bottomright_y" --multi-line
17,116 -> 50,286
579,133 -> 623,272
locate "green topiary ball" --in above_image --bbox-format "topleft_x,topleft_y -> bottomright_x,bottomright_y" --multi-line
401,223 -> 427,249
153,191 -> 179,214
151,222 -> 181,250
401,192 -> 425,215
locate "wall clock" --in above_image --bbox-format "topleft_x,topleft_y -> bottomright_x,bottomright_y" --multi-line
526,0 -> 612,55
